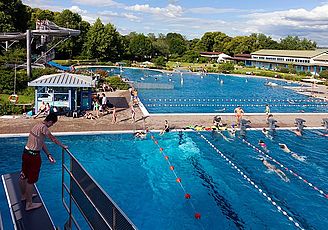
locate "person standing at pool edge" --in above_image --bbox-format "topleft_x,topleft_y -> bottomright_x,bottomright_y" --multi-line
234,106 -> 244,125
19,113 -> 68,211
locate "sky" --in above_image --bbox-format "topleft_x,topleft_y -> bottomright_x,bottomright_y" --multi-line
22,0 -> 328,46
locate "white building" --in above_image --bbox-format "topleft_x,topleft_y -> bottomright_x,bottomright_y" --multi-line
251,49 -> 328,74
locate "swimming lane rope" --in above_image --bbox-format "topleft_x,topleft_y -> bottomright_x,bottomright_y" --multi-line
145,103 -> 328,108
148,131 -> 203,222
147,98 -> 327,103
242,139 -> 328,200
195,131 -> 304,230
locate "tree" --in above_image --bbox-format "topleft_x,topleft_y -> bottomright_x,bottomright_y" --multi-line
280,36 -> 316,50
152,35 -> 170,58
224,36 -> 253,55
128,33 -> 153,61
166,33 -> 187,56
198,32 -> 215,51
249,33 -> 279,50
0,0 -> 30,32
198,32 -> 231,52
188,38 -> 200,51
84,18 -> 121,61
53,9 -> 86,59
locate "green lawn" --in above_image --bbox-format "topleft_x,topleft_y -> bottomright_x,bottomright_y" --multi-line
0,94 -> 34,105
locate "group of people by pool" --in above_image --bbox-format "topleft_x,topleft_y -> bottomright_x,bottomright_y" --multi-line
89,93 -> 117,123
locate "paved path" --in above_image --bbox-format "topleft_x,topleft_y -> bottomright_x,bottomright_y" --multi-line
1,90 -> 327,135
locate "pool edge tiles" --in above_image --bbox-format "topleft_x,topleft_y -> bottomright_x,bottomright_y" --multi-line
146,112 -> 328,116
0,127 -> 325,138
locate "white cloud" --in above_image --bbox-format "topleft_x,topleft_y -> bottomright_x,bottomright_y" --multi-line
242,4 -> 328,45
69,6 -> 87,14
22,0 -> 64,12
122,13 -> 139,21
126,4 -> 183,18
99,10 -> 140,22
71,0 -> 124,7
187,7 -> 260,14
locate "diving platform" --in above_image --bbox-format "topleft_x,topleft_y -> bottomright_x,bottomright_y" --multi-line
1,172 -> 55,230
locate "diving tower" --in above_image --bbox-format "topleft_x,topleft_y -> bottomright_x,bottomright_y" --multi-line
1,172 -> 55,230
1,148 -> 137,230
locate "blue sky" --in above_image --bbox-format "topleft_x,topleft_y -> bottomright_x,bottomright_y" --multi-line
22,0 -> 328,46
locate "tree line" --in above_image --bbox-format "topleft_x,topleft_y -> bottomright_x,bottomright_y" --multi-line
1,0 -> 318,64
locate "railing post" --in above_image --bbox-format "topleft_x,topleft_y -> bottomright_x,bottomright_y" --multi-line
113,206 -> 116,229
68,151 -> 73,229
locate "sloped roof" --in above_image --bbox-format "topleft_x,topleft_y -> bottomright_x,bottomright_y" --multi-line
28,73 -> 95,88
251,49 -> 328,58
313,54 -> 328,61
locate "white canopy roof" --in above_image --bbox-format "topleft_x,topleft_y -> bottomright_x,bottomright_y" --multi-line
28,73 -> 96,88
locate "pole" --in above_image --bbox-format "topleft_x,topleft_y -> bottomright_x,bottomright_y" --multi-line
14,64 -> 16,95
26,29 -> 32,78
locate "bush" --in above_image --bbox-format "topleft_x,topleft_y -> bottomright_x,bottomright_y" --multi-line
218,62 -> 234,72
105,76 -> 130,90
238,61 -> 245,67
153,56 -> 167,67
277,67 -> 289,73
319,70 -> 328,79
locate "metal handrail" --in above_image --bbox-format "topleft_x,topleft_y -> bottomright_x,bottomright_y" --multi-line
0,211 -> 3,230
61,148 -> 137,230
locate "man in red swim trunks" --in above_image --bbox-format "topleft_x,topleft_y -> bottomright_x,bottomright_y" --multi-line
19,113 -> 68,211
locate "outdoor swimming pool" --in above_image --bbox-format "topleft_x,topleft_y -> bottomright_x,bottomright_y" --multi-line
88,67 -> 328,114
1,130 -> 327,229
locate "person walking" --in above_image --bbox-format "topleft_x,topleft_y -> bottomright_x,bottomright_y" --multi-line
111,107 -> 117,124
19,113 -> 68,211
101,93 -> 107,114
131,103 -> 136,123
234,106 -> 244,125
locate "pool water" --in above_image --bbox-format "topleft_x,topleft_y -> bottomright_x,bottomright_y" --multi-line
1,130 -> 327,229
88,67 -> 328,113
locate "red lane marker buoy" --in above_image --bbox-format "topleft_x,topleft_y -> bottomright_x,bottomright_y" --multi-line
160,148 -> 163,151
176,178 -> 181,183
170,165 -> 174,170
151,136 -> 154,140
155,141 -> 158,144
195,213 -> 201,219
185,193 -> 191,199
164,156 -> 169,160
325,194 -> 328,199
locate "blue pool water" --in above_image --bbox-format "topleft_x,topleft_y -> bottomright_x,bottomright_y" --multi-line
1,130 -> 327,229
88,67 -> 328,113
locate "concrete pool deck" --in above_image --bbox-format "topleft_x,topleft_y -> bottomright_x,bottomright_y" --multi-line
0,89 -> 327,135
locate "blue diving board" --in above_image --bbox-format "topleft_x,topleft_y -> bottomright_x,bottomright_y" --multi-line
1,172 -> 56,230
47,61 -> 71,71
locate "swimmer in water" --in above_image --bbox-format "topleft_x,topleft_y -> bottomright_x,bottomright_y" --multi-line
134,131 -> 147,139
262,128 -> 273,140
279,143 -> 305,161
262,128 -> 268,134
258,140 -> 268,152
228,124 -> 236,137
260,158 -> 289,182
293,128 -> 302,136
